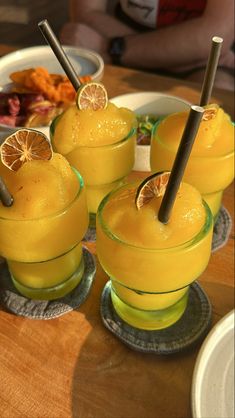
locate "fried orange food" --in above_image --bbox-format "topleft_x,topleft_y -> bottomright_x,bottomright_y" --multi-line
10,67 -> 91,104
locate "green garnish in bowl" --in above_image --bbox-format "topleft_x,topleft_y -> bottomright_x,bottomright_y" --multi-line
136,115 -> 160,145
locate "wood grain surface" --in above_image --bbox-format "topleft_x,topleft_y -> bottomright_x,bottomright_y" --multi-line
103,64 -> 235,119
0,47 -> 234,418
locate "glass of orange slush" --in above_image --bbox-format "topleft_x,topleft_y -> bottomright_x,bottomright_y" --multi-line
50,83 -> 137,226
0,129 -> 89,300
96,173 -> 213,330
151,105 -> 234,219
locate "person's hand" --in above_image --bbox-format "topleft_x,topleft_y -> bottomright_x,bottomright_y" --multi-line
60,23 -> 111,63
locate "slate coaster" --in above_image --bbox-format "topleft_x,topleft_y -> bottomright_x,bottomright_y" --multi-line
212,206 -> 232,252
0,247 -> 96,320
100,281 -> 212,354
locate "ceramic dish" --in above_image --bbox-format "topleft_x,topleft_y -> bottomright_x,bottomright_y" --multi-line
191,309 -> 234,418
0,45 -> 104,137
0,45 -> 104,85
110,92 -> 190,171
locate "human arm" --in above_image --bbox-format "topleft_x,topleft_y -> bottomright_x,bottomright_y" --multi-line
61,0 -> 234,72
68,0 -> 137,37
119,0 -> 234,72
60,0 -> 137,62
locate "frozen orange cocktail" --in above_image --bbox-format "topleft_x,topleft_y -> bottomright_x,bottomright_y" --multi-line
151,105 -> 234,218
96,173 -> 213,330
0,129 -> 89,300
51,83 -> 136,223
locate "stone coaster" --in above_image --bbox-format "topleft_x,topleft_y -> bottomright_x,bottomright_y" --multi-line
100,281 -> 212,354
212,206 -> 232,252
0,247 -> 96,320
83,226 -> 96,242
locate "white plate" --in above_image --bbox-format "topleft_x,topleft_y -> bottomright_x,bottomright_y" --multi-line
191,309 -> 235,418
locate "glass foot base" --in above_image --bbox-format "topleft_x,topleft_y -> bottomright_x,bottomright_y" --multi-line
11,258 -> 85,300
0,247 -> 96,319
100,281 -> 212,354
111,286 -> 189,330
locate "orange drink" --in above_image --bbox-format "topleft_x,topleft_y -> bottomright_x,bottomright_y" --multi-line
96,178 -> 213,330
0,152 -> 89,300
151,105 -> 234,218
51,101 -> 136,223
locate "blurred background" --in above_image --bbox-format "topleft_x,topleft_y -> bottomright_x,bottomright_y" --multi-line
0,0 -> 67,46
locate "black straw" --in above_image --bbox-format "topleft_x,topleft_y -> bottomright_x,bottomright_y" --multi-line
200,36 -> 223,106
0,176 -> 13,207
158,106 -> 204,224
38,19 -> 81,91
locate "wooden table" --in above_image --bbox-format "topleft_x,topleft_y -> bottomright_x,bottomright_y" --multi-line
0,48 -> 234,418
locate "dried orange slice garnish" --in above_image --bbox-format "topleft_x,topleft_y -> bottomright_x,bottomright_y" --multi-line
135,171 -> 171,210
202,105 -> 218,121
0,128 -> 52,171
76,82 -> 108,111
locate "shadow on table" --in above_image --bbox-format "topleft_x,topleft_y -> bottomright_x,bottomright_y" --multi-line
70,260 -> 205,418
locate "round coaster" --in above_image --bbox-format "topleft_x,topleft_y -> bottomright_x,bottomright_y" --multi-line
0,247 -> 96,320
212,206 -> 232,252
100,281 -> 212,354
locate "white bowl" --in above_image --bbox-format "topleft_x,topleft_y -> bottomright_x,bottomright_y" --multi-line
0,45 -> 104,85
0,45 -> 104,137
111,92 -> 191,171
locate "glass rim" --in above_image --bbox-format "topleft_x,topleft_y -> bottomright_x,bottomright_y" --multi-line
0,167 -> 85,222
97,183 -> 213,252
152,118 -> 234,159
50,113 -> 136,151
73,126 -> 136,150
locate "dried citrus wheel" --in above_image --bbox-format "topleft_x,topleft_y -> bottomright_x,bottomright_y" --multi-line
0,128 -> 52,171
76,82 -> 108,111
135,171 -> 171,210
202,105 -> 218,121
